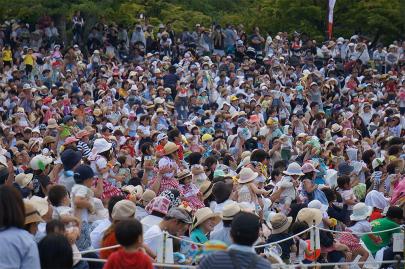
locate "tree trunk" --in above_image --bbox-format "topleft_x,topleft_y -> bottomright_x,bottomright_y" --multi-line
54,14 -> 67,46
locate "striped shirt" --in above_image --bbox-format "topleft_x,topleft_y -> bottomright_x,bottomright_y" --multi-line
198,245 -> 271,269
77,141 -> 91,158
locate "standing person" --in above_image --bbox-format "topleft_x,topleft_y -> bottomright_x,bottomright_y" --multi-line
103,219 -> 153,269
0,185 -> 41,269
198,212 -> 271,269
72,11 -> 85,44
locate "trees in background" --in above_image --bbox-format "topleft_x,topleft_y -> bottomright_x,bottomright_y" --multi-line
0,0 -> 403,44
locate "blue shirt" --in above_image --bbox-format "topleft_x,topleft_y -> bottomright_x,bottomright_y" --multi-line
0,227 -> 41,269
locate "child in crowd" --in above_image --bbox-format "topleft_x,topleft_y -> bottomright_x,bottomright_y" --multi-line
71,164 -> 96,251
337,175 -> 358,213
178,169 -> 204,212
337,203 -> 382,268
188,152 -> 207,187
291,221 -> 315,264
103,219 -> 153,269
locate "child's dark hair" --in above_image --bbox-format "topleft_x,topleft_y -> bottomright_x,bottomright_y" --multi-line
187,152 -> 202,165
271,169 -> 281,181
139,115 -> 150,124
337,175 -> 350,189
140,142 -> 153,167
114,219 -> 143,247
117,156 -> 126,166
290,220 -> 309,235
46,220 -> 66,234
48,185 -> 68,207
323,188 -> 336,203
167,128 -> 180,142
387,145 -> 402,156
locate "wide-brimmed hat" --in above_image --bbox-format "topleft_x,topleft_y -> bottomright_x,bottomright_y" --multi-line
176,169 -> 192,180
122,185 -> 143,197
302,162 -> 320,174
47,118 -> 58,129
192,207 -> 222,230
337,162 -> 354,176
24,201 -> 43,225
163,142 -> 179,155
238,167 -> 258,184
92,138 -> 112,155
199,180 -> 214,200
331,123 -> 343,133
350,202 -> 372,221
28,196 -> 49,216
222,203 -> 241,221
15,173 -> 33,188
64,136 -> 79,145
269,213 -> 293,234
42,136 -> 56,145
308,200 -> 328,213
283,162 -> 304,176
145,196 -> 171,215
61,149 -> 82,170
297,208 -> 323,226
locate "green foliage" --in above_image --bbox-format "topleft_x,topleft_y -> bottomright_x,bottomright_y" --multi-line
0,0 -> 403,43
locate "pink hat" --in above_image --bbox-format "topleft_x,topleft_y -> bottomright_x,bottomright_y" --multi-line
302,162 -> 320,173
145,196 -> 171,215
76,130 -> 90,139
64,136 -> 79,145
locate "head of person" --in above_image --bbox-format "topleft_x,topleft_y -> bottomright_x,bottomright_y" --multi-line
114,219 -> 144,249
230,212 -> 261,246
107,195 -> 126,220
162,207 -> 192,236
0,185 -> 25,229
24,201 -> 43,235
192,207 -> 222,234
111,200 -> 137,223
73,164 -> 94,188
38,234 -> 73,269
386,206 -> 404,224
60,149 -> 82,171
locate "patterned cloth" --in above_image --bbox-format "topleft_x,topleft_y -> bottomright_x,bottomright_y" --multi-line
145,196 -> 171,215
159,189 -> 182,208
337,228 -> 362,251
92,179 -> 123,200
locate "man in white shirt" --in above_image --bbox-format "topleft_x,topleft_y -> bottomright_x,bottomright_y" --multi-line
144,207 -> 192,256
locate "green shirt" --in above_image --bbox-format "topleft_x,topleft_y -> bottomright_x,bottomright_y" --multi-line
190,228 -> 208,244
361,217 -> 400,254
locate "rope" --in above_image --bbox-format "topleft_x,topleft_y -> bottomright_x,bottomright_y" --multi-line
166,233 -> 204,246
254,225 -> 313,248
317,225 -> 404,236
272,259 -> 405,268
79,257 -> 198,268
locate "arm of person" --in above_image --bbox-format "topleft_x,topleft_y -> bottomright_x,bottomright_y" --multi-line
74,196 -> 93,210
303,179 -> 317,193
150,173 -> 162,194
249,183 -> 270,195
92,178 -> 104,198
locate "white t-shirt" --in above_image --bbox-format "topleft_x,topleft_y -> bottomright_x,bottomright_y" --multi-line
141,215 -> 163,233
90,219 -> 111,249
71,184 -> 94,222
350,220 -> 372,234
339,189 -> 355,210
144,224 -> 164,254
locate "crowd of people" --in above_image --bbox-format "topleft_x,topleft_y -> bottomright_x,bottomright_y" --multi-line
0,15 -> 404,269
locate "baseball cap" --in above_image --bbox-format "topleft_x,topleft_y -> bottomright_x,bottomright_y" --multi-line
73,165 -> 94,184
157,133 -> 168,142
112,200 -> 136,221
166,207 -> 192,224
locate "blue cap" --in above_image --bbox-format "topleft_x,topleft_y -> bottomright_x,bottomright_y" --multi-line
74,164 -> 94,183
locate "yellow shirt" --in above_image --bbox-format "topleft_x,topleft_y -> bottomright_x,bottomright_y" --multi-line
2,49 -> 12,62
118,88 -> 128,98
24,54 -> 35,66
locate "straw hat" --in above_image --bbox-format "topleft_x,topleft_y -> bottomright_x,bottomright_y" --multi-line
222,203 -> 241,221
192,207 -> 222,230
176,169 -> 192,180
268,213 -> 293,234
350,203 -> 372,221
331,123 -> 343,133
283,162 -> 304,176
24,201 -> 43,225
47,118 -> 58,129
28,196 -> 49,216
199,180 -> 214,200
163,142 -> 179,155
15,173 -> 33,188
76,130 -> 90,139
297,208 -> 323,226
122,185 -> 143,197
238,167 -> 258,184
43,136 -> 56,145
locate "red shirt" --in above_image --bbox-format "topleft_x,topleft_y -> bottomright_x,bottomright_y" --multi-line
100,231 -> 121,259
103,249 -> 153,269
176,142 -> 184,160
369,208 -> 383,222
